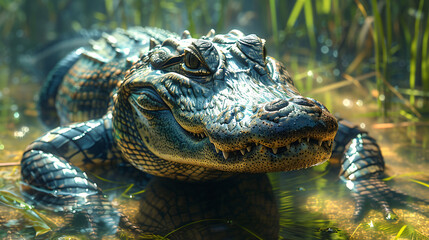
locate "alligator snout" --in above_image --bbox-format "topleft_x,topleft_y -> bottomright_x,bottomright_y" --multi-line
264,97 -> 324,116
264,99 -> 289,111
206,95 -> 337,155
259,97 -> 325,126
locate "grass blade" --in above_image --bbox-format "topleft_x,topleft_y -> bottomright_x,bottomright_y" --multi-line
286,0 -> 306,29
408,179 -> 429,188
269,0 -> 279,50
306,72 -> 376,95
409,0 -> 425,105
382,171 -> 427,181
378,72 -> 422,118
394,225 -> 407,239
422,10 -> 429,91
371,0 -> 388,116
322,0 -> 331,14
0,162 -> 20,167
304,0 -> 316,49
0,190 -> 56,236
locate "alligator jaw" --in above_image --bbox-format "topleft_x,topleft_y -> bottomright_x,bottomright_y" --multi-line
211,138 -> 334,160
188,130 -> 334,160
180,124 -> 335,173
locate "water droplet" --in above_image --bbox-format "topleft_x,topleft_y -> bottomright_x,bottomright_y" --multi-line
342,98 -> 352,108
333,68 -> 340,76
13,112 -> 20,119
356,99 -> 363,107
325,39 -> 333,47
321,45 -> 329,54
14,131 -> 24,138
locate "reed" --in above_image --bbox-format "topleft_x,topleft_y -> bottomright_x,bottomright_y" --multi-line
422,6 -> 429,93
371,0 -> 388,117
1,0 -> 428,120
269,0 -> 279,51
304,0 -> 316,49
216,0 -> 226,31
286,0 -> 306,31
0,190 -> 57,236
409,0 -> 425,106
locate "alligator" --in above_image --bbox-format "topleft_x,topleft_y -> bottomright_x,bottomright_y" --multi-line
20,27 -> 428,238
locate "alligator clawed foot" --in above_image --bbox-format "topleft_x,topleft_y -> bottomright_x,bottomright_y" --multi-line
348,177 -> 428,222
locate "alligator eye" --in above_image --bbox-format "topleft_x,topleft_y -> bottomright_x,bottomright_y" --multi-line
181,50 -> 211,76
263,46 -> 267,63
184,52 -> 201,69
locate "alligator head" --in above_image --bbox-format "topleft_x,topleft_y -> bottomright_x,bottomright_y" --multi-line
113,30 -> 338,180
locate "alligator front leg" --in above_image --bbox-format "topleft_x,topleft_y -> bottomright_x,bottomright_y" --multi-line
20,115 -> 122,237
332,119 -> 428,221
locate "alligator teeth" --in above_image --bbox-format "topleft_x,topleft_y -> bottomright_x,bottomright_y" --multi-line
210,137 -> 334,160
190,131 -> 206,139
222,151 -> 229,160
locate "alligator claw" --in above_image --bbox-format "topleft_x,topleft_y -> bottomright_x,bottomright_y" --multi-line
346,176 -> 429,221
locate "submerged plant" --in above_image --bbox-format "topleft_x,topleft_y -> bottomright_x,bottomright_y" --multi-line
0,190 -> 56,236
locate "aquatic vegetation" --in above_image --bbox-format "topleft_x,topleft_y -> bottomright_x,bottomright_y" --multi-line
1,0 -> 429,119
0,190 -> 55,236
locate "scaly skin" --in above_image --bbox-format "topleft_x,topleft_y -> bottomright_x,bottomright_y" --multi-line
112,30 -> 338,180
20,27 -> 427,238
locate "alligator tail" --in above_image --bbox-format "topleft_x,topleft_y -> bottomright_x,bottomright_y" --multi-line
38,49 -> 81,128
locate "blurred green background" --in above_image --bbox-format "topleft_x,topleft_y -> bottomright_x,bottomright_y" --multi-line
1,0 -> 429,127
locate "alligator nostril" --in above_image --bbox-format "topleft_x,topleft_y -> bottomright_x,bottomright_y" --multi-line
291,97 -> 315,107
265,99 -> 289,111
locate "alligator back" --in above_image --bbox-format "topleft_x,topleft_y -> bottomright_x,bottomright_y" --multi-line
39,27 -> 178,127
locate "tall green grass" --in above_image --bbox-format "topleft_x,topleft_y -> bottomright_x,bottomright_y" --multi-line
269,0 -> 279,52
1,0 -> 429,123
409,0 -> 425,106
